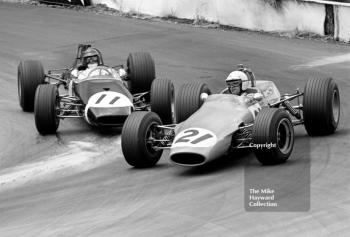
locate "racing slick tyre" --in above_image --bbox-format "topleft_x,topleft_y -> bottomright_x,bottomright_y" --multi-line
150,78 -> 175,124
121,111 -> 163,168
175,82 -> 211,123
303,77 -> 340,136
127,52 -> 155,94
18,60 -> 45,112
252,108 -> 294,165
34,84 -> 60,135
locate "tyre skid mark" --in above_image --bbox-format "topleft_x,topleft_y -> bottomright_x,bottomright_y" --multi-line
0,139 -> 118,192
292,53 -> 350,69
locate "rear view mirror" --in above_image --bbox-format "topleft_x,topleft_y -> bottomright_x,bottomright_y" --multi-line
253,93 -> 263,101
200,92 -> 209,101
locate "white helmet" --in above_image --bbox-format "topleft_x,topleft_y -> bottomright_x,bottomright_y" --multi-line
226,71 -> 250,90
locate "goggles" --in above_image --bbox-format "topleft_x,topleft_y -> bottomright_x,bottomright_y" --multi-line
85,56 -> 98,64
226,80 -> 242,87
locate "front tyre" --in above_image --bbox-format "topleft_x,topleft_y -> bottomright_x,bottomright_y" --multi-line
127,52 -> 155,94
175,82 -> 211,123
18,60 -> 45,111
34,84 -> 60,135
252,108 -> 294,165
121,111 -> 163,168
303,77 -> 340,136
150,78 -> 174,124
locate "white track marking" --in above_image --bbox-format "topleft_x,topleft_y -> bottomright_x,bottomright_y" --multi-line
0,139 -> 119,192
292,53 -> 350,69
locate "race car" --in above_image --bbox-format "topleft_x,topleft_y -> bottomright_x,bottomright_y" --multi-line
17,44 -> 174,135
120,74 -> 340,167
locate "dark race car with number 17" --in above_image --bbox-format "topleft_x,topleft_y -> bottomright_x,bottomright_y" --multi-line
17,44 -> 174,135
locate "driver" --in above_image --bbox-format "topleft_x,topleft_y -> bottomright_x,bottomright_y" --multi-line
68,47 -> 128,96
225,70 -> 249,95
82,49 -> 100,69
71,48 -> 101,78
222,65 -> 264,104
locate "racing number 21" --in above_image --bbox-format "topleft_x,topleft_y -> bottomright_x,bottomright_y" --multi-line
174,129 -> 213,145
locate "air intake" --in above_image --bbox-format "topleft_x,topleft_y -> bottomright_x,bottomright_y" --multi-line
170,153 -> 206,166
96,115 -> 128,126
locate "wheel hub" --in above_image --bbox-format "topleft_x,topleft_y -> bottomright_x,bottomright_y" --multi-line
332,89 -> 340,124
277,118 -> 292,154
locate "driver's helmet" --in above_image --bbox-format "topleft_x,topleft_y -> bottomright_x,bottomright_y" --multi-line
225,71 -> 249,95
82,48 -> 100,68
237,64 -> 256,87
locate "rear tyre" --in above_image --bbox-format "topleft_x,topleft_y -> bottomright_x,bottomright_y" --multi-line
127,52 -> 155,94
175,82 -> 211,123
303,77 -> 340,136
150,78 -> 174,124
253,108 -> 294,165
121,111 -> 163,168
34,84 -> 60,135
18,60 -> 45,111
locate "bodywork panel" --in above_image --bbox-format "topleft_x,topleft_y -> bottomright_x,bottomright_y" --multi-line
84,91 -> 134,126
170,94 -> 255,165
74,77 -> 132,105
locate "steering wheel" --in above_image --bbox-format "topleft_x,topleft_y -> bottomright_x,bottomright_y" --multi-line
87,66 -> 113,78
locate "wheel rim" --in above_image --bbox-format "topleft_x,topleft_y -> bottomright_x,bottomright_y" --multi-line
332,89 -> 340,124
170,87 -> 175,123
127,58 -> 131,77
18,70 -> 22,102
18,78 -> 22,100
54,93 -> 60,127
277,118 -> 293,154
145,121 -> 159,155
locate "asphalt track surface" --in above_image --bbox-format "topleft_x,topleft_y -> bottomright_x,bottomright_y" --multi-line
0,2 -> 350,236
